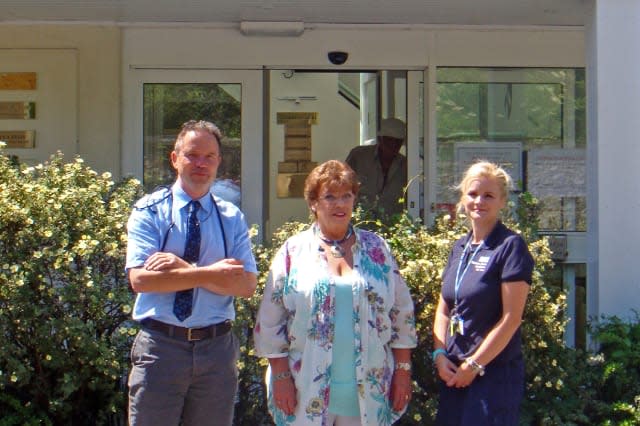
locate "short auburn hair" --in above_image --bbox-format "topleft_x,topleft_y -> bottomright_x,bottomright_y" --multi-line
304,160 -> 360,206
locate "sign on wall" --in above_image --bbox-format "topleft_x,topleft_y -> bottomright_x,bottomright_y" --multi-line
0,130 -> 35,148
0,102 -> 36,119
0,72 -> 37,90
528,148 -> 586,198
454,141 -> 523,189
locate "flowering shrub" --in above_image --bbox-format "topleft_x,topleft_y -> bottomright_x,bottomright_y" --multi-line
240,201 -> 599,425
0,147 -> 142,424
234,221 -> 309,425
2,147 -> 637,425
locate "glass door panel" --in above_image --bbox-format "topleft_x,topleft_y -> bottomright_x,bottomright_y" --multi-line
122,69 -> 262,234
143,83 -> 242,206
267,70 -> 410,234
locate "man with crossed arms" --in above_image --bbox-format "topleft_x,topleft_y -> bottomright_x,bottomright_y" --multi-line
125,120 -> 257,425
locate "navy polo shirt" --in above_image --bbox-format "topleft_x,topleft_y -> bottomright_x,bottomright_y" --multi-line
441,221 -> 534,366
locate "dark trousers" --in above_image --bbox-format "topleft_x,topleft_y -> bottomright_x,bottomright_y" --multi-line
128,327 -> 239,426
435,358 -> 525,426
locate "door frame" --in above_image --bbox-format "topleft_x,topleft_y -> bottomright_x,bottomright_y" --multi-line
122,68 -> 264,233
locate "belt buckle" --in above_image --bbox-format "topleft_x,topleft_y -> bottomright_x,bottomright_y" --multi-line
186,328 -> 201,342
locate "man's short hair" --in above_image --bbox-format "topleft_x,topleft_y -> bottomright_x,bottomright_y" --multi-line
174,120 -> 223,152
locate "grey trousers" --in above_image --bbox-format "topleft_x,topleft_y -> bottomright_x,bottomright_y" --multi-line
128,327 -> 239,426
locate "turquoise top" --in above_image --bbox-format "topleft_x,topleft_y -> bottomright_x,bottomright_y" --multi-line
328,275 -> 360,417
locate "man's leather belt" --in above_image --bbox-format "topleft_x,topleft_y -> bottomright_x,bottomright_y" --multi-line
141,318 -> 231,341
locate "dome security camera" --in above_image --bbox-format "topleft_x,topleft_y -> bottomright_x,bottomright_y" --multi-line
328,51 -> 349,65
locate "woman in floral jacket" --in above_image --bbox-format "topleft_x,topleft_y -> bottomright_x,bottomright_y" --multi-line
254,160 -> 417,426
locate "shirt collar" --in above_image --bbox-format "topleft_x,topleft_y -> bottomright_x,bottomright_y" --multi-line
459,220 -> 506,248
171,182 -> 213,215
484,221 -> 508,248
460,220 -> 506,249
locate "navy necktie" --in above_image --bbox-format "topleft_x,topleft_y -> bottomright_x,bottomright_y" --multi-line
173,200 -> 201,321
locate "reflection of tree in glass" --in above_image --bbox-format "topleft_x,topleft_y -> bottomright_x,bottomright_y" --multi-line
142,83 -> 242,191
154,84 -> 241,139
435,69 -> 587,233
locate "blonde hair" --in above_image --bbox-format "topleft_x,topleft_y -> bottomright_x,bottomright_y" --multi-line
456,160 -> 513,214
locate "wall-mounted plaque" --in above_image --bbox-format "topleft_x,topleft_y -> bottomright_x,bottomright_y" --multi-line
0,72 -> 37,90
276,112 -> 319,198
0,130 -> 35,148
277,173 -> 308,198
276,112 -> 318,124
0,102 -> 36,119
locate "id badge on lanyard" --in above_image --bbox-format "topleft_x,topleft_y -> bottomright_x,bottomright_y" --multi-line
450,313 -> 464,336
451,240 -> 483,337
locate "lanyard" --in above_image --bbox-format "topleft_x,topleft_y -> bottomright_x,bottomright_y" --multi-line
453,239 -> 484,308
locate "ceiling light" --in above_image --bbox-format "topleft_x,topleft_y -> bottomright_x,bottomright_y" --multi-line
239,21 -> 305,37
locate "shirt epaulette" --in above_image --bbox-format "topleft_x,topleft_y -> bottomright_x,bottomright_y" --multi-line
133,186 -> 172,211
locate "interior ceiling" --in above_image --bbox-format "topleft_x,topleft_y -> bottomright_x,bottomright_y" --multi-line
0,0 -> 588,27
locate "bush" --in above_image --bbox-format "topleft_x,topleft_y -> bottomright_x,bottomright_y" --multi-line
0,148 -> 142,425
240,199 -> 580,425
3,148 -> 638,425
587,313 -> 640,425
234,221 -> 310,426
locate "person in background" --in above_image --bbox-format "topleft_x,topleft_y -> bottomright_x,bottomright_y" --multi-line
432,161 -> 534,426
125,120 -> 258,426
346,117 -> 407,219
254,160 -> 417,426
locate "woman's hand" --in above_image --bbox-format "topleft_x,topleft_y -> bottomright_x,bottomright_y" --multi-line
445,361 -> 477,388
272,374 -> 297,416
435,353 -> 458,383
390,369 -> 412,412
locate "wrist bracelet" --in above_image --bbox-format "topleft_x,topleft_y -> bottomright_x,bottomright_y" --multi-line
395,362 -> 412,372
273,370 -> 292,381
464,358 -> 485,376
432,348 -> 448,363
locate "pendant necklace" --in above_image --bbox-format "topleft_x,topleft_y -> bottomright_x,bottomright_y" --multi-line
316,224 -> 354,258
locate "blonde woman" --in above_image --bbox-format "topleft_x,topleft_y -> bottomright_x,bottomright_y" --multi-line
432,161 -> 534,426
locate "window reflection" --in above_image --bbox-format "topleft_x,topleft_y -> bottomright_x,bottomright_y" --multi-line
143,83 -> 242,207
436,68 -> 586,232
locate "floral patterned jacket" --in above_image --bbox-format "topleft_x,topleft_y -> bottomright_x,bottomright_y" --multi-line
254,226 -> 417,426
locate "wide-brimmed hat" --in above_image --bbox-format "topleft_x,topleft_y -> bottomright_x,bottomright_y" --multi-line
377,117 -> 406,141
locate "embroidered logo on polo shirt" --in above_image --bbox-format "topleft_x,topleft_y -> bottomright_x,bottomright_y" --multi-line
473,256 -> 491,272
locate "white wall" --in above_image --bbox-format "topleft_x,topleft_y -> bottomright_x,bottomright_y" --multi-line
0,49 -> 76,164
122,25 -> 583,69
586,0 -> 640,319
0,26 -> 121,176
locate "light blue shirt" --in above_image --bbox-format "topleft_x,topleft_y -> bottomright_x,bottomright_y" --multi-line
125,183 -> 257,328
328,275 -> 360,417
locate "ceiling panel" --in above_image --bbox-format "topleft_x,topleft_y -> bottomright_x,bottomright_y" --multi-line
0,0 -> 587,26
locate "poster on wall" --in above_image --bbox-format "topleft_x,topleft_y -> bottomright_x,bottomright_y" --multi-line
528,148 -> 586,198
454,142 -> 523,190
